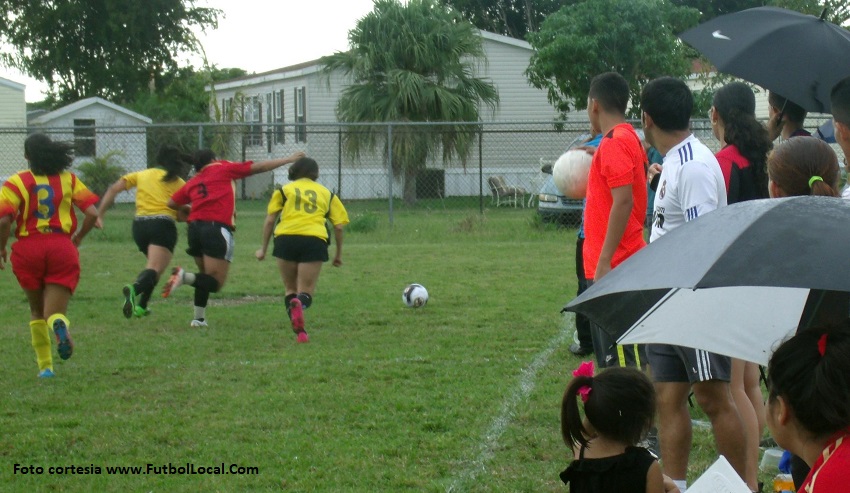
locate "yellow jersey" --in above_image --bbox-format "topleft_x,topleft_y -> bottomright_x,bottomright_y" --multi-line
122,168 -> 185,219
268,179 -> 349,240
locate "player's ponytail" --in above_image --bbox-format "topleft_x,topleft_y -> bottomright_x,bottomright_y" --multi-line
157,145 -> 192,182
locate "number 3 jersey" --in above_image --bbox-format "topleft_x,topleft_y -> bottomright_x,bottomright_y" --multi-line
268,178 -> 349,241
171,160 -> 254,229
0,170 -> 99,238
650,135 -> 727,243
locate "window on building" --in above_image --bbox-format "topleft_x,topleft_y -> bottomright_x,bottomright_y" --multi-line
244,96 -> 262,147
273,90 -> 285,145
295,86 -> 306,143
73,119 -> 96,157
221,98 -> 232,122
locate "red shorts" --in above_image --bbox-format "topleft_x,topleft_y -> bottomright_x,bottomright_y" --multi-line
11,235 -> 81,293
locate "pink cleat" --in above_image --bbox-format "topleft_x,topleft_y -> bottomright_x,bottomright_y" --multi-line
296,331 -> 310,343
289,298 -> 304,331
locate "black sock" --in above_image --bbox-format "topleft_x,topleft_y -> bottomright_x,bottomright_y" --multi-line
134,269 -> 158,309
285,293 -> 297,320
194,288 -> 210,308
297,292 -> 312,310
192,273 -> 220,293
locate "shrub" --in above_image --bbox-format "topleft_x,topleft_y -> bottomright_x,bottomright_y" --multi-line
77,150 -> 126,199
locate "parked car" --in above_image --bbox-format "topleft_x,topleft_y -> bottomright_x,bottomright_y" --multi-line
537,130 -> 656,227
536,133 -> 590,225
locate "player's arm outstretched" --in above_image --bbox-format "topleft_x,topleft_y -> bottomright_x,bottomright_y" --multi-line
72,205 -> 99,247
255,214 -> 277,261
249,151 -> 306,176
96,178 -> 128,228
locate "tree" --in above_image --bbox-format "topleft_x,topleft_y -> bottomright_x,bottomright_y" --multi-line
673,0 -> 850,24
321,0 -> 499,204
438,0 -> 580,39
0,0 -> 219,104
525,0 -> 700,119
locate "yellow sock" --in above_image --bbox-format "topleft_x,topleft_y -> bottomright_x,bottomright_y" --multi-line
29,320 -> 53,372
47,313 -> 70,332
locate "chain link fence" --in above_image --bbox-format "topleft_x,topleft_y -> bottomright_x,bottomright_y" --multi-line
0,118 -> 843,229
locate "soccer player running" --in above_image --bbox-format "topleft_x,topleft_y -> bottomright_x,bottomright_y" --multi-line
641,77 -> 748,493
161,149 -> 305,327
98,145 -> 192,318
0,133 -> 99,377
255,157 -> 349,343
582,72 -> 648,368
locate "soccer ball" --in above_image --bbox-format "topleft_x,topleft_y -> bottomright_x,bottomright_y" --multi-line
552,149 -> 593,199
402,284 -> 429,308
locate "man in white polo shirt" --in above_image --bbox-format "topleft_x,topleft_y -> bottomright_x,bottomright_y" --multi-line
641,76 -> 748,493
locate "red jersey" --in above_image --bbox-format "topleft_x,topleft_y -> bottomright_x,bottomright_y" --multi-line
0,170 -> 98,238
171,161 -> 254,228
715,144 -> 765,204
583,123 -> 647,279
800,429 -> 850,493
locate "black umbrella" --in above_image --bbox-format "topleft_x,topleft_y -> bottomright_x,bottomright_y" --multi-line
563,196 -> 850,365
679,7 -> 850,113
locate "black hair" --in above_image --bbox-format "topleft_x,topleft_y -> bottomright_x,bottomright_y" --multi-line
561,366 -> 655,449
640,77 -> 692,132
713,82 -> 772,198
831,76 -> 850,125
767,319 -> 850,438
767,136 -> 840,197
156,145 -> 192,182
589,72 -> 629,115
24,133 -> 75,175
769,92 -> 807,126
192,149 -> 217,173
288,157 -> 319,181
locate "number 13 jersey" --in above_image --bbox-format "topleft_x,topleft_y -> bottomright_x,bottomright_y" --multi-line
268,178 -> 349,241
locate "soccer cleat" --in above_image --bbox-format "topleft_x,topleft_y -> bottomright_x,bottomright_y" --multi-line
296,331 -> 310,343
133,306 -> 151,318
289,298 -> 304,331
161,267 -> 185,298
122,284 -> 137,319
38,368 -> 55,378
190,319 -> 208,328
53,319 -> 74,360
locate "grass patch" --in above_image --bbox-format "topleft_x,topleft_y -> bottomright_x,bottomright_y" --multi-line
0,200 -> 764,491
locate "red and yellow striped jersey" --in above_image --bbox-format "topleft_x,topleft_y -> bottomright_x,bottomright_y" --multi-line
0,170 -> 99,238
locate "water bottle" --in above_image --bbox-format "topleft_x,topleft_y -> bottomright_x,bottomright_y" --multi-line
773,473 -> 794,492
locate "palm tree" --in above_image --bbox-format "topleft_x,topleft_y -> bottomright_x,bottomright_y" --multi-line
321,0 -> 499,204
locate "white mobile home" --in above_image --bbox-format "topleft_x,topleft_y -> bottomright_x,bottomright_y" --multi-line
0,77 -> 27,181
209,30 -> 576,199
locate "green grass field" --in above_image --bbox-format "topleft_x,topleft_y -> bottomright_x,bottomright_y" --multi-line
1,200 -> 737,492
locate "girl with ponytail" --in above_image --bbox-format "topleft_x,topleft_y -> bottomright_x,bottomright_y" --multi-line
559,362 -> 677,492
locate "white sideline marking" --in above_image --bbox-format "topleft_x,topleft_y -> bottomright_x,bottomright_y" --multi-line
446,321 -> 571,492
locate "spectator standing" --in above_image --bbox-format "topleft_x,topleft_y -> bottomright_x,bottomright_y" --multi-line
582,72 -> 648,369
641,77 -> 748,492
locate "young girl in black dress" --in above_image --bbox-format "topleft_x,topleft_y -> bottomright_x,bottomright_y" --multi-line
560,362 -> 678,493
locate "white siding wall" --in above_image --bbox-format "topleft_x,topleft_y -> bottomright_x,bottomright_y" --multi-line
0,81 -> 27,180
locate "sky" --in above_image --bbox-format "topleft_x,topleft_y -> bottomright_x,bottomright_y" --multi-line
0,0 -> 377,102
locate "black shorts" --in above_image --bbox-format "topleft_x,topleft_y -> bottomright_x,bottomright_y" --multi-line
646,343 -> 732,384
132,216 -> 178,254
186,221 -> 235,262
273,235 -> 329,263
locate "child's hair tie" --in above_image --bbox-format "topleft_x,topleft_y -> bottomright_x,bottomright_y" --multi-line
808,175 -> 824,188
817,333 -> 828,357
572,361 -> 594,402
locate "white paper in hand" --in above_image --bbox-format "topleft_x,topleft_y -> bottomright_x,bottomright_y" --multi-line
686,455 -> 750,493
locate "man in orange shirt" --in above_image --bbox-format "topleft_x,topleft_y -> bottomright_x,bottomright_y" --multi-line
582,72 -> 648,368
